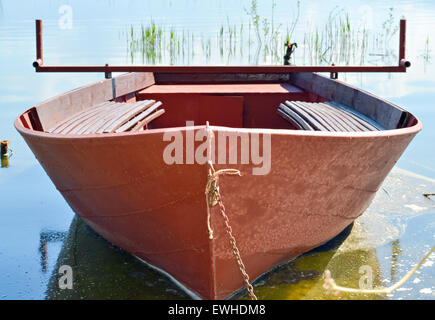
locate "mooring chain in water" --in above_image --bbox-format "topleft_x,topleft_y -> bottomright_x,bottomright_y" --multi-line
205,162 -> 258,300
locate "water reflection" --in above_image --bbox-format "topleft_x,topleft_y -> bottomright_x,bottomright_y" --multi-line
45,217 -> 190,300
44,216 -> 354,300
43,217 -> 384,300
1,140 -> 10,168
39,230 -> 67,273
1,155 -> 9,168
42,167 -> 434,300
390,239 -> 402,283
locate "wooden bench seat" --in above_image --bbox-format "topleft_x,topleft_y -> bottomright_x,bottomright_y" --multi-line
47,100 -> 165,134
278,101 -> 383,132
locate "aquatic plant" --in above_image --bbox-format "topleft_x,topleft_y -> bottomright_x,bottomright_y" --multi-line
422,35 -> 432,63
124,3 -> 403,67
245,0 -> 261,44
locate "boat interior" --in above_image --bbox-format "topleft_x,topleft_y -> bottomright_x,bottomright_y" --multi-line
17,72 -> 418,135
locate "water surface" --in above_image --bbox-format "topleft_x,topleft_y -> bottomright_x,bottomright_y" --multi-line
0,0 -> 434,300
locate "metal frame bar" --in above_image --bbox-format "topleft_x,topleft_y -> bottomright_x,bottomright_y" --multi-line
32,19 -> 411,75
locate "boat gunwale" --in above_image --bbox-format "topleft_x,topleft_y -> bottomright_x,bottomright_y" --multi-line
14,115 -> 422,141
14,71 -> 422,141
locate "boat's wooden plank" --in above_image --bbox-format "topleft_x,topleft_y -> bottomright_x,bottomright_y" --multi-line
318,104 -> 367,132
65,103 -> 130,135
93,101 -> 153,134
290,101 -> 336,131
311,103 -> 361,132
80,101 -> 149,134
36,72 -> 155,131
54,104 -> 115,134
284,101 -> 329,131
115,102 -> 163,133
77,101 -> 149,135
130,109 -> 165,131
76,103 -> 132,135
279,101 -> 381,132
277,104 -> 315,131
277,108 -> 312,130
326,101 -> 383,131
277,109 -> 302,130
60,102 -> 123,135
52,102 -> 114,134
290,72 -> 405,129
316,103 -> 374,132
51,102 -> 115,134
70,102 -> 140,134
50,99 -> 165,135
98,100 -> 156,134
296,102 -> 344,132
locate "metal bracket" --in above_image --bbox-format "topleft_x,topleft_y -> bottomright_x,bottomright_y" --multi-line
104,64 -> 112,79
330,64 -> 338,79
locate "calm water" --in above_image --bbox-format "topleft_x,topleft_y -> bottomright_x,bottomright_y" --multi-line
0,0 -> 434,300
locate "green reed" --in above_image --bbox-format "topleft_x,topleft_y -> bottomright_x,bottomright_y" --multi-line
124,2 -> 413,67
420,35 -> 432,72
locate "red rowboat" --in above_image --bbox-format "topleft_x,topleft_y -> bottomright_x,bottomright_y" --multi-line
14,19 -> 421,300
15,70 -> 421,299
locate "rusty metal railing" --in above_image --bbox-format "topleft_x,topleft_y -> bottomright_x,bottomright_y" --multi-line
32,19 -> 411,78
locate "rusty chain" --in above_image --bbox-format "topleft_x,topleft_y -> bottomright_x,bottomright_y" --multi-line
205,164 -> 258,300
216,197 -> 258,300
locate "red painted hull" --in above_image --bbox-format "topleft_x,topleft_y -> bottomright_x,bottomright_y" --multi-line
15,124 -> 420,299
15,72 -> 421,299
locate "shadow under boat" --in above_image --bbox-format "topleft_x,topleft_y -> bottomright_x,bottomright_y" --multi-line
45,217 -> 383,300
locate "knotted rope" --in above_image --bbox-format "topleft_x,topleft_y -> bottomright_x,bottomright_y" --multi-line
205,164 -> 241,240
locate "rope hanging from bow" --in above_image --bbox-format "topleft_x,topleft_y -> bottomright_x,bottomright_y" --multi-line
204,123 -> 257,300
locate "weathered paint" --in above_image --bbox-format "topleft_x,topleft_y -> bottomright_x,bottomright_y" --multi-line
14,72 -> 421,299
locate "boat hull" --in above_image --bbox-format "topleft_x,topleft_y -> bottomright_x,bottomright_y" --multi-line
15,122 -> 420,299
